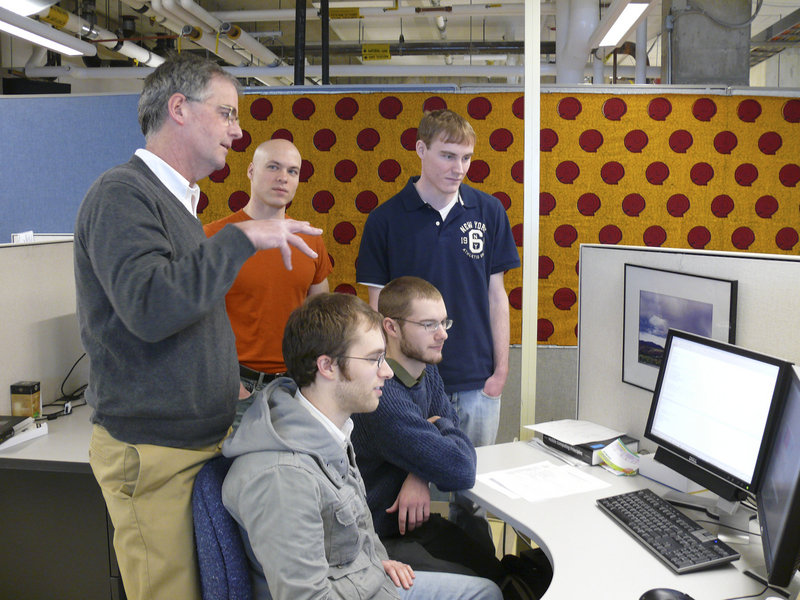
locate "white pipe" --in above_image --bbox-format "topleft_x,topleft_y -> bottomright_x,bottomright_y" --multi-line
119,0 -> 181,31
24,45 -> 47,69
35,5 -> 163,66
162,0 -> 208,32
178,0 -> 290,83
635,18 -> 647,84
25,65 -> 150,78
556,0 -> 597,83
593,48 -> 605,83
541,62 -> 662,78
23,61 -> 664,81
149,0 -> 247,66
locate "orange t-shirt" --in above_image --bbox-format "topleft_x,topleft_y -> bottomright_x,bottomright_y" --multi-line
204,210 -> 332,372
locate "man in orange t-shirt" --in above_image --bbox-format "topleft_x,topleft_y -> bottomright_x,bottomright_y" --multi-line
205,139 -> 332,420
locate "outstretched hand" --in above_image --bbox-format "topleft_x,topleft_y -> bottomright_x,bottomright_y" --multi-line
235,219 -> 322,270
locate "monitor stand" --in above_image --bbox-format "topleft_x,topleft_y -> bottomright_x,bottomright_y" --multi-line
662,490 -> 752,544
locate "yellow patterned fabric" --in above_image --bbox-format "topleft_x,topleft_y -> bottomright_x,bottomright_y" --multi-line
198,91 -> 800,347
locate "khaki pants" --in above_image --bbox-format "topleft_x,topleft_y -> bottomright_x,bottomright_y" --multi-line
89,425 -> 221,600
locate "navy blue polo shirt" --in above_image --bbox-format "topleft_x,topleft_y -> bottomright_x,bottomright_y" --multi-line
357,176 -> 520,393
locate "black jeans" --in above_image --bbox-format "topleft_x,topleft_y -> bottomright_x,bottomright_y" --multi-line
381,514 -> 506,583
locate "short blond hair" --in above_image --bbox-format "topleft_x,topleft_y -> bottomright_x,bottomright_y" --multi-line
416,109 -> 476,148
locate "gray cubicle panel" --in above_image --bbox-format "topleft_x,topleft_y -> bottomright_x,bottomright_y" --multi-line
0,241 -> 87,414
0,93 -> 141,242
577,244 -> 800,449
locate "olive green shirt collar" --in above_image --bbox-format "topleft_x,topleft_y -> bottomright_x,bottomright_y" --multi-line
386,357 -> 426,389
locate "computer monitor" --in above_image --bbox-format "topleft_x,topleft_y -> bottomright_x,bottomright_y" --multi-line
644,329 -> 790,504
756,365 -> 800,587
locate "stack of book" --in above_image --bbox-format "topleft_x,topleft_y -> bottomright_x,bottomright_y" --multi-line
0,415 -> 48,450
526,419 -> 639,466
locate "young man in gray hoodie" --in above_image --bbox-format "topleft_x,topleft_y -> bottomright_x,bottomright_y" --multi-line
221,293 -> 502,600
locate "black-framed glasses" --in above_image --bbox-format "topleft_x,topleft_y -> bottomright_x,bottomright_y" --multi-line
391,318 -> 453,333
184,95 -> 239,126
338,352 -> 386,368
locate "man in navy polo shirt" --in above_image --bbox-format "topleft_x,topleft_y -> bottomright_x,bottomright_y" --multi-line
356,108 -> 519,453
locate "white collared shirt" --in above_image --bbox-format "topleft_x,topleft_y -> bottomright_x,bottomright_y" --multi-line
295,389 -> 354,451
135,148 -> 201,217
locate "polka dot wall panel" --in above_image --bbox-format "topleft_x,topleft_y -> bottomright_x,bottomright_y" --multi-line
198,92 -> 526,343
539,93 -> 800,346
198,91 -> 799,348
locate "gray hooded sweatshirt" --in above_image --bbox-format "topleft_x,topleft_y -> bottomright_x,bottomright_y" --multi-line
222,377 -> 401,600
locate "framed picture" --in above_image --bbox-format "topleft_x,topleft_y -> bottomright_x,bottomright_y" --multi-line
623,264 -> 737,391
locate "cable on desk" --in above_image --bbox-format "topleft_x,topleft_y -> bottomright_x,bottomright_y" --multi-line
42,353 -> 88,408
694,519 -> 760,538
722,583 -> 770,600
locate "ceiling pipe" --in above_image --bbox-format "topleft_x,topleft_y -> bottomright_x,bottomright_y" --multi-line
168,0 -> 294,85
556,0 -> 598,83
34,4 -> 163,66
211,5 -> 524,24
294,0 -> 306,85
161,0 -> 206,31
635,18 -> 647,83
179,25 -> 250,66
320,0 -> 330,84
24,45 -> 48,69
296,40 -> 523,57
23,61 -> 663,81
23,63 -> 525,79
119,0 -> 182,32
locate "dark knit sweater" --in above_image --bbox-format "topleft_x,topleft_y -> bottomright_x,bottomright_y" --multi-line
351,362 -> 476,538
74,156 -> 255,447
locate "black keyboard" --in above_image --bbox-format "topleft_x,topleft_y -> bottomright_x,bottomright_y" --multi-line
597,488 -> 740,573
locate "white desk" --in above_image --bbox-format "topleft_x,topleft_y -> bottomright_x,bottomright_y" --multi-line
0,405 -> 124,600
465,442 -> 800,600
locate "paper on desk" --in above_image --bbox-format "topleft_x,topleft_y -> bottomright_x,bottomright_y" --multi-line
477,461 -> 610,502
597,438 -> 640,476
524,419 -> 624,446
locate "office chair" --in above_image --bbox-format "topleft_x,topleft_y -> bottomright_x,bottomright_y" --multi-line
192,455 -> 253,600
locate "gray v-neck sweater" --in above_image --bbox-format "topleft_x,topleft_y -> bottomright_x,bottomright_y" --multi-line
74,156 -> 254,447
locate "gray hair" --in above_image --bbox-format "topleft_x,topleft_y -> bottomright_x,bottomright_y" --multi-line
138,52 -> 241,139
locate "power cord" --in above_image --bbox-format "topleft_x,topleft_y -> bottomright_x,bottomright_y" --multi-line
38,353 -> 88,421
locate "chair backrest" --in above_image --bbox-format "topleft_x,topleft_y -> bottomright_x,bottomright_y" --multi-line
193,455 -> 253,600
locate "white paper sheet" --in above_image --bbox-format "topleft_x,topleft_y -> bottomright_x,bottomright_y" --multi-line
524,419 -> 624,446
477,460 -> 610,502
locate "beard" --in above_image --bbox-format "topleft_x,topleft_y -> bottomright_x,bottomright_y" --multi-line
399,335 -> 443,365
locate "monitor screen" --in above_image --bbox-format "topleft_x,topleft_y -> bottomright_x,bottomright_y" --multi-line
757,365 -> 800,587
645,329 -> 789,501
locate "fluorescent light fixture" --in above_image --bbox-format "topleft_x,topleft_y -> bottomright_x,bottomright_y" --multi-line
0,6 -> 96,56
589,0 -> 652,49
0,1 -> 58,17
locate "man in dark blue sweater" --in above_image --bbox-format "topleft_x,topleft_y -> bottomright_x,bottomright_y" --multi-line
351,276 -> 505,584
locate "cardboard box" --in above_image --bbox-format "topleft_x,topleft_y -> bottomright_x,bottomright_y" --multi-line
11,380 -> 41,418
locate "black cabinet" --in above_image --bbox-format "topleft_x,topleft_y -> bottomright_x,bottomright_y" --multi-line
0,460 -> 124,599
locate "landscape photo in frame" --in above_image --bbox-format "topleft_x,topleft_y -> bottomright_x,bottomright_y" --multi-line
623,264 -> 737,391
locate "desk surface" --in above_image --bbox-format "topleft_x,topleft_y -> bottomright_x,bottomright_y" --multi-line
465,442 -> 799,600
0,404 -> 92,471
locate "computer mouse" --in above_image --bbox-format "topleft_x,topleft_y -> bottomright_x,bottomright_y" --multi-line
639,589 -> 696,600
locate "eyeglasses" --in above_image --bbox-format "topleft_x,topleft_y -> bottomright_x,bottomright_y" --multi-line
338,352 -> 386,369
184,95 -> 239,126
392,318 -> 453,333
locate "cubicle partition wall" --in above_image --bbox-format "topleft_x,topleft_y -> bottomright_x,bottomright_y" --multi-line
577,244 -> 800,447
0,241 -> 87,414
